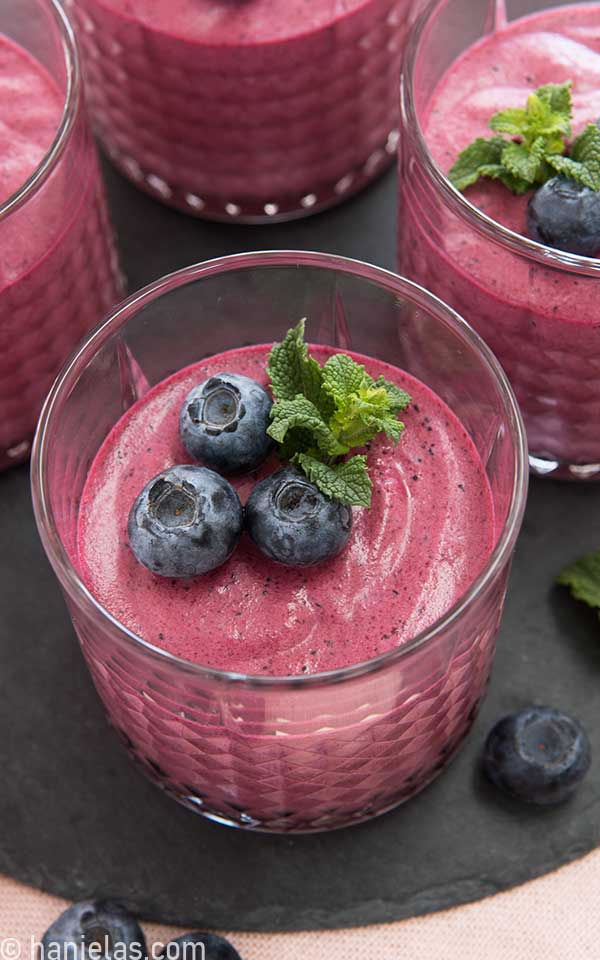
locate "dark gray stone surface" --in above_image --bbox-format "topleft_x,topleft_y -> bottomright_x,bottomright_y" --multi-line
0,158 -> 599,931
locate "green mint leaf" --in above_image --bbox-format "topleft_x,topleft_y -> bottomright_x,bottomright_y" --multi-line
267,318 -> 324,407
294,453 -> 372,507
266,323 -> 410,509
451,81 -> 575,195
547,153 -> 599,189
573,123 -> 600,190
489,106 -> 529,137
371,414 -> 406,445
321,354 -> 410,450
448,136 -> 506,191
549,123 -> 600,190
557,550 -> 600,614
321,353 -> 366,402
267,396 -> 346,457
501,136 -> 547,185
374,376 -> 412,413
331,380 -> 407,449
491,86 -> 571,143
537,82 -> 573,120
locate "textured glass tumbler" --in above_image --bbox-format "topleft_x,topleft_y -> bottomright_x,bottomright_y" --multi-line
399,0 -> 600,480
32,252 -> 527,833
0,0 -> 121,470
68,0 -> 409,222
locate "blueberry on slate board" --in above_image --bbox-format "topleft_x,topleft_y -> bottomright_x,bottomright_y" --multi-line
128,465 -> 243,577
180,373 -> 273,474
483,706 -> 591,805
41,900 -> 146,959
527,176 -> 600,256
159,933 -> 242,960
245,466 -> 352,566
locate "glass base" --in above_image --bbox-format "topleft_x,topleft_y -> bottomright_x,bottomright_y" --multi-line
529,453 -> 600,482
102,131 -> 398,224
116,717 -> 475,834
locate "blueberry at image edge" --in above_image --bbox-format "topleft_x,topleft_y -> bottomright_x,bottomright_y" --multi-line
159,933 -> 243,960
245,466 -> 353,567
527,176 -> 600,256
180,372 -> 273,474
41,900 -> 146,957
482,706 -> 591,806
128,464 -> 243,578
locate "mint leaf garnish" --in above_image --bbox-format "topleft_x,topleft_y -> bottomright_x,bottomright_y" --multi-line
557,549 -> 600,615
267,318 -> 326,409
448,81 -> 600,196
266,325 -> 411,507
321,355 -> 409,449
268,396 -> 346,458
294,453 -> 373,508
536,82 -> 573,119
447,136 -> 508,191
548,123 -> 600,190
502,137 -> 548,186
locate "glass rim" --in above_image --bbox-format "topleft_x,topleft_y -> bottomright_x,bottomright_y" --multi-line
401,0 -> 600,278
0,0 -> 81,221
31,250 -> 529,689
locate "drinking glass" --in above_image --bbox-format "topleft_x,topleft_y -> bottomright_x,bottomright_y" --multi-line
69,0 -> 409,222
0,0 -> 121,470
32,251 -> 527,833
399,0 -> 600,479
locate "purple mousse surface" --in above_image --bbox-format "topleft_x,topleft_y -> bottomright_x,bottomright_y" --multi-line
77,344 -> 494,677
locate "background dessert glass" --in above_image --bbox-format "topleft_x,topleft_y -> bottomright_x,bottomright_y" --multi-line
0,0 -> 121,470
32,251 -> 527,833
399,0 -> 600,481
68,0 -> 406,222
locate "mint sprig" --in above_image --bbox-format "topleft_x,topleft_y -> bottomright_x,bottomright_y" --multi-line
449,82 -> 600,195
266,320 -> 411,507
557,549 -> 600,616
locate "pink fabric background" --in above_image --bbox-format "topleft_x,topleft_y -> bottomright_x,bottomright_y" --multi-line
1,850 -> 598,958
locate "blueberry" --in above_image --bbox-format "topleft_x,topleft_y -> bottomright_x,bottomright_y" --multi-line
483,706 -> 591,805
245,467 -> 352,567
128,465 -> 243,577
158,934 -> 242,960
527,176 -> 600,255
180,372 -> 273,474
41,900 -> 146,960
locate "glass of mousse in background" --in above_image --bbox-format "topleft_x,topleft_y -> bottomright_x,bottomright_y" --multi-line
399,0 -> 600,480
0,0 -> 121,470
32,252 -> 527,833
67,0 -> 407,222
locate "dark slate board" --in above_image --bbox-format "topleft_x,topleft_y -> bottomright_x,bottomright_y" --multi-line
1,159 -> 599,932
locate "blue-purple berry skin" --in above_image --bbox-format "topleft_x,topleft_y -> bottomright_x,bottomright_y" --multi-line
180,372 -> 273,474
128,464 -> 243,578
245,466 -> 352,567
41,900 -> 146,960
483,706 -> 591,806
528,176 -> 600,256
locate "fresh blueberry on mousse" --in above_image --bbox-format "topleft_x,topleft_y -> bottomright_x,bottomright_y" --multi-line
159,933 -> 242,960
245,466 -> 352,567
128,464 -> 243,577
483,706 -> 591,806
527,176 -> 600,256
41,900 -> 146,960
180,372 -> 273,474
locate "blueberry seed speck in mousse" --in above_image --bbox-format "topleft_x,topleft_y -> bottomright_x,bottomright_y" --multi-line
77,342 -> 494,677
